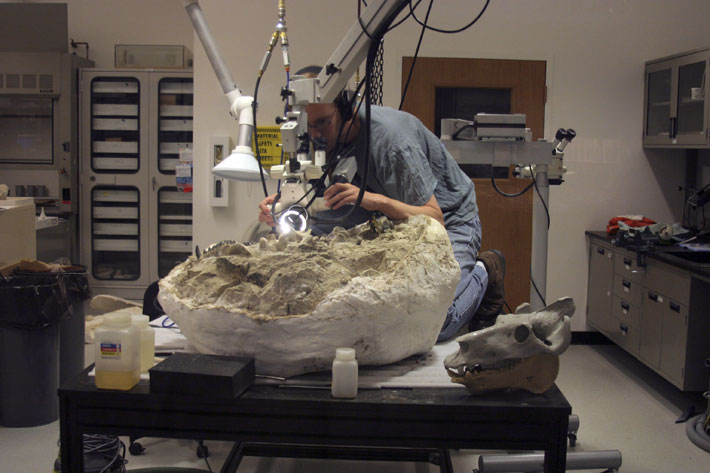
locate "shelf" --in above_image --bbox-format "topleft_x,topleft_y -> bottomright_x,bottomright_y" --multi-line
160,105 -> 193,117
93,189 -> 138,202
160,119 -> 193,131
94,238 -> 139,252
160,83 -> 193,94
159,142 -> 192,154
92,157 -> 139,171
93,118 -> 139,131
93,206 -> 138,219
93,141 -> 139,154
94,222 -> 138,235
160,214 -> 192,221
93,81 -> 139,94
679,98 -> 705,104
93,104 -> 138,117
160,223 -> 192,236
160,239 -> 192,252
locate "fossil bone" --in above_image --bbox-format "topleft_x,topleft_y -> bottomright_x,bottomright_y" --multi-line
158,215 -> 460,378
444,297 -> 574,394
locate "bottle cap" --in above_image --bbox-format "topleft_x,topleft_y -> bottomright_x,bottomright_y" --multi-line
104,312 -> 132,327
132,314 -> 150,327
335,347 -> 356,361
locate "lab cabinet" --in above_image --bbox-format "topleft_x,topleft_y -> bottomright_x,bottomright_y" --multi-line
80,69 -> 193,300
586,233 -> 710,391
643,49 -> 710,147
586,241 -> 614,334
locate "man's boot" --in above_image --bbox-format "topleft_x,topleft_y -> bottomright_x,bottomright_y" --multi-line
468,249 -> 506,331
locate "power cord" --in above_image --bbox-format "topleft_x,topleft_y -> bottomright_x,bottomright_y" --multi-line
83,434 -> 126,473
399,0 -> 434,110
408,0 -> 490,34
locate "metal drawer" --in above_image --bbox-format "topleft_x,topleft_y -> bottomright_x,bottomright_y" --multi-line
613,273 -> 642,306
608,317 -> 640,356
645,259 -> 690,304
611,295 -> 640,328
614,249 -> 645,283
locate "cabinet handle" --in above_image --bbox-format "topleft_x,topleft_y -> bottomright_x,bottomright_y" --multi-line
621,301 -> 630,311
648,292 -> 658,302
622,280 -> 631,289
669,302 -> 680,313
623,257 -> 632,267
669,117 -> 675,139
597,247 -> 605,255
619,323 -> 628,336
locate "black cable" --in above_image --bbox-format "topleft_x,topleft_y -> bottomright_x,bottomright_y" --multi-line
311,36 -> 381,225
409,0 -> 490,34
530,272 -> 547,307
252,75 -> 270,198
82,434 -> 126,473
272,77 -> 369,223
490,165 -> 534,198
385,0 -> 423,32
451,124 -> 475,140
530,165 -> 551,229
399,0 -> 434,110
197,441 -> 213,472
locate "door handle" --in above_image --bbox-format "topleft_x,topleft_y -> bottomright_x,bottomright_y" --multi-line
152,176 -> 157,191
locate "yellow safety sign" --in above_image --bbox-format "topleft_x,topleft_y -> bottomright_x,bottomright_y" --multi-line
252,126 -> 283,170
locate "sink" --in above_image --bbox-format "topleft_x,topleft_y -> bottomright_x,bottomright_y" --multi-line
661,249 -> 710,266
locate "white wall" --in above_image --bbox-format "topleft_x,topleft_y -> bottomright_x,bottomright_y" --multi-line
46,0 -> 710,330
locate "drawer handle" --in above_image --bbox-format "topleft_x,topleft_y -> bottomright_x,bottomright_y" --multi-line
621,301 -> 630,312
648,292 -> 658,302
669,302 -> 680,313
623,257 -> 632,266
619,324 -> 628,336
597,247 -> 605,255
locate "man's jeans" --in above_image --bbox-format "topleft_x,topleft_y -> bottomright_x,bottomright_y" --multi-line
437,215 -> 487,342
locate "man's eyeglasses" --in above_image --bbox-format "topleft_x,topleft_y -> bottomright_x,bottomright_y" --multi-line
308,110 -> 336,132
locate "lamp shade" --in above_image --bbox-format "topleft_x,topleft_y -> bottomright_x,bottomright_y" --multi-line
212,148 -> 265,182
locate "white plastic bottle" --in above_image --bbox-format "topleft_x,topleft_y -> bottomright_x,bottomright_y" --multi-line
132,314 -> 156,372
331,347 -> 358,398
94,313 -> 140,390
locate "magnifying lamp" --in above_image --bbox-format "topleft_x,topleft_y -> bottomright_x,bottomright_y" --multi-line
278,206 -> 308,233
212,146 -> 262,181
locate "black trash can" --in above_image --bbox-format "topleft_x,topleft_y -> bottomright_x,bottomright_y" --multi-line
14,265 -> 91,385
0,271 -> 74,427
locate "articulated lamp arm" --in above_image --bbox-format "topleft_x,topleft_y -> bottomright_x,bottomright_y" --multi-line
182,0 -> 261,181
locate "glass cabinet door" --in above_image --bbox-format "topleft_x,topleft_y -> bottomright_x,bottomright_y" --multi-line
157,78 -> 193,174
90,78 -> 140,172
91,186 -> 141,280
645,67 -> 673,142
676,59 -> 707,144
157,187 -> 192,277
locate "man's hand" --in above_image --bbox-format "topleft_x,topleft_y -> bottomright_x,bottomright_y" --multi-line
324,183 -> 444,227
323,183 -> 378,211
258,193 -> 278,226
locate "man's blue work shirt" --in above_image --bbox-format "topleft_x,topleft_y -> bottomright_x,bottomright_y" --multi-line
348,105 -> 478,229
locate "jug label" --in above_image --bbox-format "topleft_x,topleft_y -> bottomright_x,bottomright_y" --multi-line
100,342 -> 122,359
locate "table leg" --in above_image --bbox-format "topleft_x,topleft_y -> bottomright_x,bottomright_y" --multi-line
544,417 -> 569,473
59,398 -> 84,472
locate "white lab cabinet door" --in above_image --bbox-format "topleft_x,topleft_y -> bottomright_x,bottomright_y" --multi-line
148,73 -> 193,280
80,70 -> 193,300
643,49 -> 710,147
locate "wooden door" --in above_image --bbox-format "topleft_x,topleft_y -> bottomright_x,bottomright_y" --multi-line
401,57 -> 547,310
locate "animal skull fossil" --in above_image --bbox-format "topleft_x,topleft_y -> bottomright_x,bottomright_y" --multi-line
444,297 -> 574,394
